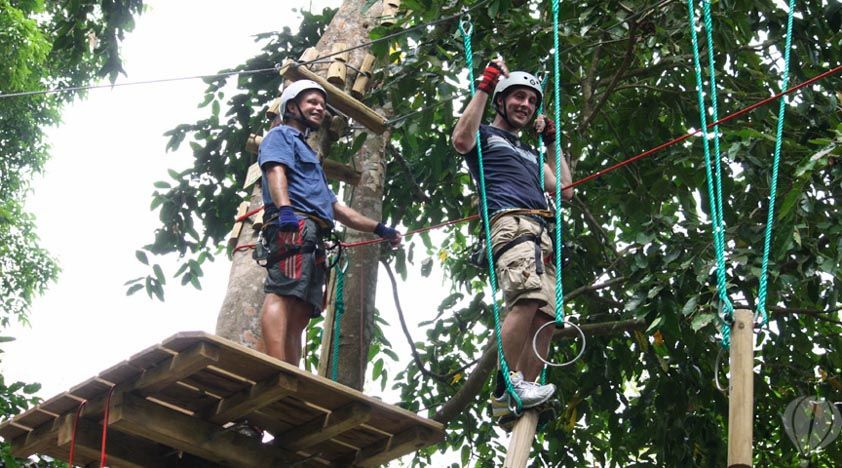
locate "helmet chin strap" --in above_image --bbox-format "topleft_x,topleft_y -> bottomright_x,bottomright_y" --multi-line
285,101 -> 320,135
494,96 -> 519,131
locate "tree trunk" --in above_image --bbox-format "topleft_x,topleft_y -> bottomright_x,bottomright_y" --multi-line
314,0 -> 388,391
215,185 -> 266,351
215,0 -> 388,393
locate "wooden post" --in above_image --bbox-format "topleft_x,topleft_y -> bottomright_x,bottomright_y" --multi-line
327,43 -> 350,88
380,0 -> 400,27
351,54 -> 377,99
279,61 -> 389,134
728,309 -> 754,468
503,410 -> 539,468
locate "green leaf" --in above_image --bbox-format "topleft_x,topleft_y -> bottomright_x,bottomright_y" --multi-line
126,284 -> 143,296
153,181 -> 171,189
153,264 -> 166,285
690,312 -> 717,332
135,250 -> 149,265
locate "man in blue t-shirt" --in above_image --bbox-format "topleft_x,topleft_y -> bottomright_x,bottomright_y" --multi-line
452,57 -> 574,423
257,80 -> 400,367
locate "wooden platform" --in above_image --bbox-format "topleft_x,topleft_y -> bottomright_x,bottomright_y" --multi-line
0,332 -> 444,467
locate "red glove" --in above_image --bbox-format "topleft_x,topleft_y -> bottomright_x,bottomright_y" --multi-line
541,117 -> 558,145
477,62 -> 503,95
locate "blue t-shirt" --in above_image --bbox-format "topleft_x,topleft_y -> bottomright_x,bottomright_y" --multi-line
258,125 -> 337,223
463,125 -> 547,214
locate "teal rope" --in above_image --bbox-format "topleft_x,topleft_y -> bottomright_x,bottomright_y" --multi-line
330,264 -> 346,381
686,0 -> 733,348
537,76 -> 549,192
551,0 -> 565,328
756,0 -> 797,326
459,19 -> 523,412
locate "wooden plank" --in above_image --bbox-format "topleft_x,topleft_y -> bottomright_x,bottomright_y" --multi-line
68,377 -> 112,400
244,161 -> 262,189
128,343 -> 176,368
0,422 -> 28,442
99,359 -> 144,384
40,393 -> 85,417
108,393 -> 293,466
13,408 -> 57,432
55,414 -> 164,468
181,366 -> 250,397
209,373 -> 298,424
134,342 -> 220,395
279,62 -> 388,134
355,426 -> 432,467
277,401 -> 372,451
503,410 -> 539,468
150,381 -> 220,415
163,332 -> 444,437
10,416 -> 61,458
727,309 -> 754,468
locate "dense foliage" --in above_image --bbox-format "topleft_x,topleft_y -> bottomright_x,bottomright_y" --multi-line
145,0 -> 840,465
0,0 -> 143,464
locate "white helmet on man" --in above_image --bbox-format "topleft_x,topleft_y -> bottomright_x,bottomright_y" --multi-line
279,80 -> 327,126
492,71 -> 543,107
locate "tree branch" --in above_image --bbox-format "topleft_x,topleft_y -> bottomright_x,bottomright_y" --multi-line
386,144 -> 429,203
578,22 -> 638,133
381,259 -> 479,383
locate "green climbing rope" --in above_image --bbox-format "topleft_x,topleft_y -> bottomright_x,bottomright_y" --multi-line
458,17 -> 524,412
551,0 -> 565,329
330,262 -> 347,381
686,0 -> 734,347
756,0 -> 797,326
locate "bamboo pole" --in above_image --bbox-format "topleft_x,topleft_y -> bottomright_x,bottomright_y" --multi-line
278,61 -> 388,134
327,43 -> 350,88
503,410 -> 539,468
727,309 -> 754,468
351,54 -> 377,99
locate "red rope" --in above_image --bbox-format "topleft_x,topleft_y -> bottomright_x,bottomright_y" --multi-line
339,63 -> 842,249
68,400 -> 87,466
229,64 -> 841,251
235,206 -> 263,223
100,386 -> 116,467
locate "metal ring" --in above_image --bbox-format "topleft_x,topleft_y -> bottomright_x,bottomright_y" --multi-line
714,345 -> 727,394
531,319 -> 586,368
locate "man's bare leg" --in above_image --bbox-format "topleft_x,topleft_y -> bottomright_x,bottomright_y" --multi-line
261,293 -> 312,365
517,312 -> 554,381
501,299 -> 541,372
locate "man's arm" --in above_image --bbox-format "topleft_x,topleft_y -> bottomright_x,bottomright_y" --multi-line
333,202 -> 378,232
264,163 -> 291,208
333,202 -> 402,246
535,115 -> 573,201
451,58 -> 509,154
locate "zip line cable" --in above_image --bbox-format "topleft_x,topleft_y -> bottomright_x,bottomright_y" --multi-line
0,67 -> 280,99
334,62 -> 842,249
0,0 -> 492,100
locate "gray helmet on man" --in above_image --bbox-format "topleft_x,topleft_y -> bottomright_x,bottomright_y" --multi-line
279,80 -> 327,129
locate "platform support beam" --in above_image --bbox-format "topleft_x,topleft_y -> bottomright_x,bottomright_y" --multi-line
109,393 -> 295,466
279,61 -> 388,134
209,373 -> 298,424
728,309 -> 754,468
503,410 -> 539,468
355,426 -> 433,467
276,401 -> 371,451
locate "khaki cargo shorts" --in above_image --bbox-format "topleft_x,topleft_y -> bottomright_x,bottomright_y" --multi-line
490,214 -> 556,317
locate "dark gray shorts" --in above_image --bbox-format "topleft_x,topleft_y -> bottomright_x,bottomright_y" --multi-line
263,219 -> 328,317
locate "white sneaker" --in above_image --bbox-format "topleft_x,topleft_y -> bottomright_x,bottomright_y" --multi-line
509,371 -> 556,409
